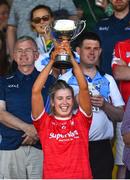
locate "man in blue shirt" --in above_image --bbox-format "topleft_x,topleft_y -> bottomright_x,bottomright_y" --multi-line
0,36 -> 56,179
94,0 -> 130,75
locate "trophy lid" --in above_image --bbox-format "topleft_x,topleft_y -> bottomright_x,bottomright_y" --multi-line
53,19 -> 76,31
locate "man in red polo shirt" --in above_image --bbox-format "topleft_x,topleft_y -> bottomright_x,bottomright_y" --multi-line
112,38 -> 130,178
112,39 -> 130,104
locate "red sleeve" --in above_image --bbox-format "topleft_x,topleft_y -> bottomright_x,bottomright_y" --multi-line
114,42 -> 120,58
111,42 -> 121,71
33,111 -> 49,133
75,107 -> 92,129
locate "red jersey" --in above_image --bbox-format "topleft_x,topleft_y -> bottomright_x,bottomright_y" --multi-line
33,107 -> 92,179
112,39 -> 130,103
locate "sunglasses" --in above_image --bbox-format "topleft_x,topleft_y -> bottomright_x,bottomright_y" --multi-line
32,15 -> 50,24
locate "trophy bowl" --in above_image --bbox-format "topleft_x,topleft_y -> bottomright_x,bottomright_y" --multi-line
52,19 -> 86,69
53,19 -> 76,40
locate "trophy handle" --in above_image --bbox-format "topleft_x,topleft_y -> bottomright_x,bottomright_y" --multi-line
71,20 -> 86,41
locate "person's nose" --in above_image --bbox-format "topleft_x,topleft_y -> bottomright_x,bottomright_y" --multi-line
89,48 -> 94,54
62,98 -> 67,104
21,50 -> 27,55
40,17 -> 48,24
40,19 -> 44,23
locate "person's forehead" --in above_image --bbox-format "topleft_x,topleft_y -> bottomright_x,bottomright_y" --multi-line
55,89 -> 72,96
111,0 -> 128,3
82,39 -> 100,46
0,4 -> 9,11
33,8 -> 49,15
15,40 -> 35,48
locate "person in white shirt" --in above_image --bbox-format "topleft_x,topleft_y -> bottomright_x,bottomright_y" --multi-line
59,31 -> 124,179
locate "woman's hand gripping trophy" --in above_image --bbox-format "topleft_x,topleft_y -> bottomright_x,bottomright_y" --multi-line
51,40 -> 73,77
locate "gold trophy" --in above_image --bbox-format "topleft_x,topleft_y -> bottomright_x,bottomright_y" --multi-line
52,19 -> 86,69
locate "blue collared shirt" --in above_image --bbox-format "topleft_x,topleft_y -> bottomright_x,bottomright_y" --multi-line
94,12 -> 130,75
0,68 -> 55,150
67,71 -> 110,100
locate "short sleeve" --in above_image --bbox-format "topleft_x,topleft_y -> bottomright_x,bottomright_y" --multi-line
33,110 -> 49,133
75,107 -> 92,129
106,74 -> 125,107
111,42 -> 121,70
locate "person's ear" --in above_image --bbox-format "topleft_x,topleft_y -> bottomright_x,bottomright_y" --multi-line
50,16 -> 54,24
34,51 -> 39,61
31,22 -> 36,31
99,48 -> 102,56
13,51 -> 17,63
76,47 -> 81,55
